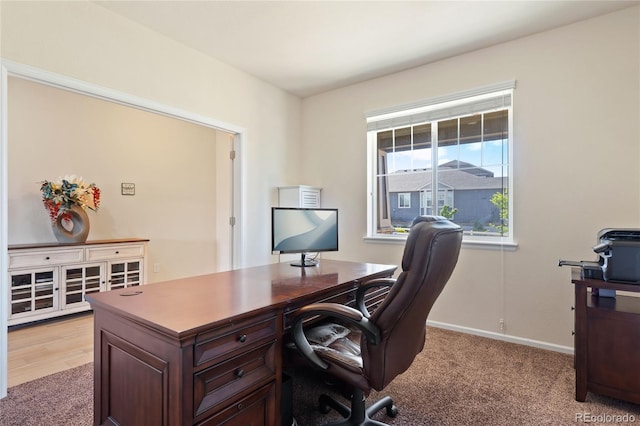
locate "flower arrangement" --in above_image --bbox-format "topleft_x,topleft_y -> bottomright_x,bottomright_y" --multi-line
40,175 -> 101,222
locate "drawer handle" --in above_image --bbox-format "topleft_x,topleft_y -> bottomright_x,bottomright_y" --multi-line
237,403 -> 244,411
45,256 -> 50,260
115,251 -> 120,254
235,368 -> 245,378
238,334 -> 247,343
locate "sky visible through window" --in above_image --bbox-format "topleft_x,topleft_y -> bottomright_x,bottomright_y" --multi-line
387,138 -> 507,177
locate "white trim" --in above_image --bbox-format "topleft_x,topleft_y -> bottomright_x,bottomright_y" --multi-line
0,63 -> 8,400
0,59 -> 247,397
2,60 -> 243,134
398,193 -> 411,208
233,132 -> 246,268
461,239 -> 518,251
427,320 -> 574,355
365,80 -> 516,121
366,84 -> 514,245
363,235 -> 518,251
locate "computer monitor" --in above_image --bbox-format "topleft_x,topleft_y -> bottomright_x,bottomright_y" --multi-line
271,207 -> 338,267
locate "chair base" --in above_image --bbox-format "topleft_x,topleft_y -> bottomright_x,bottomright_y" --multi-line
318,388 -> 398,426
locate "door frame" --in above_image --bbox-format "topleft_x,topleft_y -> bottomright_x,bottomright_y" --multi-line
0,59 -> 246,398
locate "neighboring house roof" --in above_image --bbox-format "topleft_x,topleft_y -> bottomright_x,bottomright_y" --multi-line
439,160 -> 495,177
387,168 -> 506,192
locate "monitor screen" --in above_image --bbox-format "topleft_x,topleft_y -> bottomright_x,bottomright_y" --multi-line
271,207 -> 338,266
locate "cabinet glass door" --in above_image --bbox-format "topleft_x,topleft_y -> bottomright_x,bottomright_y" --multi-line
63,264 -> 104,307
108,260 -> 141,290
10,269 -> 56,316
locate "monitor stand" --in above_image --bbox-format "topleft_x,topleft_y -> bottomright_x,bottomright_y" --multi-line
291,253 -> 318,267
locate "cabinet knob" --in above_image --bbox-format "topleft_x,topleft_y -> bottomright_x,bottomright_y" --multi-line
235,368 -> 245,378
115,251 -> 119,254
237,403 -> 244,411
238,334 -> 247,343
45,256 -> 50,260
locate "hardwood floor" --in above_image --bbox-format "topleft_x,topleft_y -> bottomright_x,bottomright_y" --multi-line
7,312 -> 93,387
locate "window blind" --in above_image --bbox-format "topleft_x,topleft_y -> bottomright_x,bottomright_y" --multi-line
366,80 -> 516,132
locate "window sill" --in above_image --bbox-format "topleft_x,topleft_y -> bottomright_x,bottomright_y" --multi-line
363,235 -> 518,251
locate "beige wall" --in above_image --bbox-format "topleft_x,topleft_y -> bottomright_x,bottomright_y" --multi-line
8,76 -> 235,281
301,8 -> 640,348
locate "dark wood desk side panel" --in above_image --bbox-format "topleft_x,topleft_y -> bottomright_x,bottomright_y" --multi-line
93,309 -> 192,426
275,313 -> 284,426
574,284 -> 588,401
101,331 -> 168,426
572,275 -> 640,405
587,307 -> 640,402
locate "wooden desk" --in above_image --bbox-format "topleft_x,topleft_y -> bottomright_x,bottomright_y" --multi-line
571,268 -> 640,404
86,259 -> 397,426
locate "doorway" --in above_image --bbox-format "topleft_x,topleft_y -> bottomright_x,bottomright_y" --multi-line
0,60 -> 245,398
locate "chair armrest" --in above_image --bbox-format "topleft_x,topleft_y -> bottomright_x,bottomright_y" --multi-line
355,278 -> 397,318
291,302 -> 381,370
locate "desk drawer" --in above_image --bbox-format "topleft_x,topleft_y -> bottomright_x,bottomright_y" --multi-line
196,383 -> 275,426
9,249 -> 84,269
194,341 -> 276,418
195,313 -> 277,366
86,244 -> 144,261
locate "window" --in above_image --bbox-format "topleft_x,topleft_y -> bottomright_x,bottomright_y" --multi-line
398,193 -> 411,208
366,81 -> 514,243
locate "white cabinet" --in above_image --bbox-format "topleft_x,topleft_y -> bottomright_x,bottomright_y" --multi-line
106,259 -> 142,290
278,185 -> 321,208
9,268 -> 58,320
8,239 -> 148,326
61,263 -> 102,309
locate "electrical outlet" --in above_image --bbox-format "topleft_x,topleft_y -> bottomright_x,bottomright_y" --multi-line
153,263 -> 160,273
499,318 -> 505,332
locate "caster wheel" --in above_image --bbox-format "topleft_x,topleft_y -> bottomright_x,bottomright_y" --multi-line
386,404 -> 398,417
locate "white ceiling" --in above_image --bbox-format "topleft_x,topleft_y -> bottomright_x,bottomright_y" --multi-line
95,0 -> 638,97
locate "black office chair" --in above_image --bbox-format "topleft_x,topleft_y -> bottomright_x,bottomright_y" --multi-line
291,216 -> 463,426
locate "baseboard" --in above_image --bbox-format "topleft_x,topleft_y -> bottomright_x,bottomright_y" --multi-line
426,320 -> 575,355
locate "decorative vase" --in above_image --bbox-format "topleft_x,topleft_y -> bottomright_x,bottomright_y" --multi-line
52,205 -> 90,243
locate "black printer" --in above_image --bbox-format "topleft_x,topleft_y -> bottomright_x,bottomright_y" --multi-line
559,228 -> 640,284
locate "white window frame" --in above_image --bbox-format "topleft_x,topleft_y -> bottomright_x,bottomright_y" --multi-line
365,81 -> 516,247
398,193 -> 411,208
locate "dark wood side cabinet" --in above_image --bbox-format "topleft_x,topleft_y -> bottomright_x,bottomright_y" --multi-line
86,260 -> 396,426
571,268 -> 640,404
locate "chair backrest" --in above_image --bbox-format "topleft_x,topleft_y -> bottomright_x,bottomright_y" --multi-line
363,216 -> 462,391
